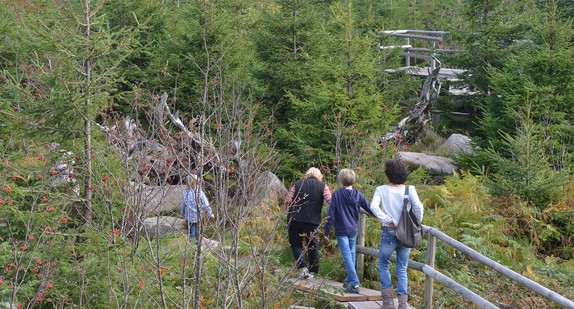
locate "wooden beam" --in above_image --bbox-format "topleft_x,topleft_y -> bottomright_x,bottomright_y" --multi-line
378,30 -> 447,35
387,33 -> 443,41
401,53 -> 435,60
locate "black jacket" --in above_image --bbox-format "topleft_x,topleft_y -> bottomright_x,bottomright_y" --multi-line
287,177 -> 328,225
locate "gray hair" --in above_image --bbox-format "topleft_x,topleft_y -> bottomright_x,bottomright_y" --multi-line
304,167 -> 323,181
338,169 -> 355,187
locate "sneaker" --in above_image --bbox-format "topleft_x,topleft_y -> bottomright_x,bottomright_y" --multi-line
299,267 -> 310,279
344,284 -> 360,293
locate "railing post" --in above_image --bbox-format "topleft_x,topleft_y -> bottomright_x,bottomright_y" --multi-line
405,37 -> 410,67
356,212 -> 366,280
424,232 -> 437,309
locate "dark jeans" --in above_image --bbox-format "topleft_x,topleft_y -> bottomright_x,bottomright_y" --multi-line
288,221 -> 320,273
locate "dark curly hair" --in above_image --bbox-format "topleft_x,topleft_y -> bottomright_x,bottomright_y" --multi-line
384,160 -> 408,184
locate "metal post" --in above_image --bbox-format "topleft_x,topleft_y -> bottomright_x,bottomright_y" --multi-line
356,213 -> 366,280
424,233 -> 437,309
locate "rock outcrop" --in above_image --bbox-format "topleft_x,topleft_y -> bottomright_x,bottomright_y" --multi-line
142,216 -> 187,238
440,134 -> 475,157
397,152 -> 459,176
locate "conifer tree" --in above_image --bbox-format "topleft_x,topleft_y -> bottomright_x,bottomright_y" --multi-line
487,3 -> 574,168
6,0 -> 136,219
282,0 -> 396,171
448,0 -> 536,150
480,105 -> 568,209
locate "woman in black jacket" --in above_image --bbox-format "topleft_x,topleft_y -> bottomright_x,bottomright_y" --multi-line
285,167 -> 332,279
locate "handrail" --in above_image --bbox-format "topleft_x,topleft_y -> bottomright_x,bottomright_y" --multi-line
379,29 -> 456,71
356,215 -> 574,309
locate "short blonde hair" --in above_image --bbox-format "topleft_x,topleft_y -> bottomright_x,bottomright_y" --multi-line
186,174 -> 200,188
304,167 -> 323,181
338,169 -> 355,187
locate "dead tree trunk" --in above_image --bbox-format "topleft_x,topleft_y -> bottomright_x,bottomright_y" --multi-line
384,57 -> 442,143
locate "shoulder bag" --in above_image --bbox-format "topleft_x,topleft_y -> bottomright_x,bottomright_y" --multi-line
395,185 -> 424,248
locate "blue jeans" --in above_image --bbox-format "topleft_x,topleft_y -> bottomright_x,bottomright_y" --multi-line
378,230 -> 411,296
187,222 -> 197,240
337,235 -> 360,286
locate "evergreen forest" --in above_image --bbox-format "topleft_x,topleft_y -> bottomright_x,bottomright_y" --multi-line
0,0 -> 573,308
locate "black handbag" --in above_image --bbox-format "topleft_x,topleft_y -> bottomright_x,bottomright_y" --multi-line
395,186 -> 424,248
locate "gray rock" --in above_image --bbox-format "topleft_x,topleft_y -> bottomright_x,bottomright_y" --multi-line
440,134 -> 475,157
142,216 -> 187,238
132,184 -> 186,216
250,171 -> 288,213
397,152 -> 459,176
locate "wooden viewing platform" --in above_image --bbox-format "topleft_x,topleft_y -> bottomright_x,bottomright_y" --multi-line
385,66 -> 465,81
287,277 -> 415,308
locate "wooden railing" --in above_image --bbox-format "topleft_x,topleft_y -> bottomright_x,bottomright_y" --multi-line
356,213 -> 574,309
378,30 -> 454,71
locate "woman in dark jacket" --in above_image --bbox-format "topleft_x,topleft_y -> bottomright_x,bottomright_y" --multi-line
285,167 -> 331,279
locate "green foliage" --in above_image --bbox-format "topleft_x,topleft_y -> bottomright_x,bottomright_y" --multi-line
477,110 -> 568,210
486,3 -> 574,167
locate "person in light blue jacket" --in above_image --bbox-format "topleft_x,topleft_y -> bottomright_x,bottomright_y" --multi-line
180,174 -> 214,240
370,160 -> 424,309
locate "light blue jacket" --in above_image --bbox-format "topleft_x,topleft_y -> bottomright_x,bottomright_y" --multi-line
180,189 -> 213,223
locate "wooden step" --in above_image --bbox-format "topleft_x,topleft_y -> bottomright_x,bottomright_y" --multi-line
347,300 -> 416,309
287,277 -> 382,302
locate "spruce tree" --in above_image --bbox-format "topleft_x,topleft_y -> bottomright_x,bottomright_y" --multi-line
282,0 -> 396,172
487,3 -> 574,168
6,0 -> 136,219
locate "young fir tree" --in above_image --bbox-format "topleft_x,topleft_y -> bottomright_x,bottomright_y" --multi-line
448,0 -> 535,150
251,0 -> 331,177
480,105 -> 568,210
487,3 -> 574,168
283,0 -> 396,172
10,0 -> 136,219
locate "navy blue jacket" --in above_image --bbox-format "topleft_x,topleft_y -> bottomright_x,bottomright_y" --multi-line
324,188 -> 373,236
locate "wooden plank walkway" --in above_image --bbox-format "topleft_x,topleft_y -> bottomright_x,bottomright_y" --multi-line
385,66 -> 466,81
287,277 -> 415,308
287,277 -> 381,302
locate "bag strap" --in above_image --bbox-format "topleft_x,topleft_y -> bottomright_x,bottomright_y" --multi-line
403,185 -> 410,211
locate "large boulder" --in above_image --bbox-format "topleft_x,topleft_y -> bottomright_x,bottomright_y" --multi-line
141,216 -> 221,250
250,171 -> 288,212
397,152 -> 459,176
142,216 -> 187,238
440,134 -> 475,157
132,184 -> 186,216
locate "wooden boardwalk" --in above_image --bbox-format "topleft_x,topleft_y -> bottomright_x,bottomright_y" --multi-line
287,277 -> 415,308
385,66 -> 465,81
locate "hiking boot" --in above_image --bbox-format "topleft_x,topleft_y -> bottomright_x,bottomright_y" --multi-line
398,295 -> 408,309
344,284 -> 360,293
299,267 -> 310,279
381,288 -> 394,309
